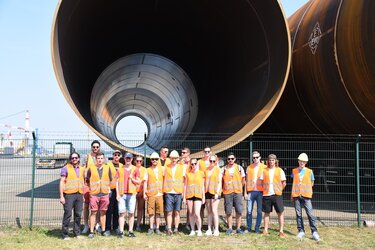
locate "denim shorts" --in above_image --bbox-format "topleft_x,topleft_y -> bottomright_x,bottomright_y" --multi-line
164,193 -> 183,212
118,194 -> 136,214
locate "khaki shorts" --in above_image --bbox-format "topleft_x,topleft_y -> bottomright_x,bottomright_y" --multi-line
147,195 -> 163,215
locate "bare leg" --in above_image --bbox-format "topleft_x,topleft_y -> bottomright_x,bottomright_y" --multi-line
174,210 -> 180,230
264,212 -> 270,233
187,200 -> 195,231
128,213 -> 135,232
277,212 -> 284,233
118,213 -> 125,232
236,213 -> 242,230
206,199 -> 213,231
136,196 -> 145,227
149,214 -> 155,229
89,211 -> 97,233
155,214 -> 161,229
226,214 -> 233,230
166,211 -> 173,231
212,199 -> 220,231
194,201 -> 203,231
100,211 -> 106,231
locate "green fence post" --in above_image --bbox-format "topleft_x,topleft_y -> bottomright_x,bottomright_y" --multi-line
356,134 -> 361,227
143,132 -> 147,226
249,133 -> 253,162
29,131 -> 37,230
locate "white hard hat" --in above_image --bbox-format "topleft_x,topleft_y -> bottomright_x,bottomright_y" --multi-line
150,152 -> 160,159
298,153 -> 309,162
169,150 -> 179,158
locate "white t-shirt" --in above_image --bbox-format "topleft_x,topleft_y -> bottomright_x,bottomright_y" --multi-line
221,164 -> 246,177
260,167 -> 286,196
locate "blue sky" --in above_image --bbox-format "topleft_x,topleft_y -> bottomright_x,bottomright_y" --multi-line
0,0 -> 308,135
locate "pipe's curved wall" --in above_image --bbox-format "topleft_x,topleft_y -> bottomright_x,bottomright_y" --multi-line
261,0 -> 375,134
52,0 -> 291,156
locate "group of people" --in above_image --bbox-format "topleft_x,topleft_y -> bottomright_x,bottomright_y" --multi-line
60,141 -> 320,241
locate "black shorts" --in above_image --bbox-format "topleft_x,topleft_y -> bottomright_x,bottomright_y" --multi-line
262,195 -> 284,213
187,196 -> 202,201
205,192 -> 221,200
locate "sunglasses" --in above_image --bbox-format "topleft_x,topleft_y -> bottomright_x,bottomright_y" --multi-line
151,158 -> 158,161
92,146 -> 99,149
191,162 -> 197,165
162,151 -> 169,153
209,160 -> 216,163
71,157 -> 79,160
136,160 -> 143,162
253,156 -> 260,159
125,157 -> 132,160
113,154 -> 121,157
204,150 -> 210,153
181,151 -> 187,154
227,158 -> 235,160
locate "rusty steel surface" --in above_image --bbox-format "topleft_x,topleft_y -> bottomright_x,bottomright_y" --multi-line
261,0 -> 375,134
51,0 -> 291,156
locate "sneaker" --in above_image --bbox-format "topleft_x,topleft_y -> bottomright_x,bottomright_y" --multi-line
62,236 -> 69,240
147,229 -> 154,235
213,230 -> 220,236
226,228 -> 233,235
81,225 -> 89,234
173,228 -> 179,234
95,223 -> 102,233
155,229 -> 162,235
118,231 -> 124,239
197,230 -> 203,237
279,231 -> 285,238
88,233 -> 95,239
103,230 -> 111,237
236,228 -> 244,234
167,230 -> 172,236
128,231 -> 136,238
205,229 -> 212,236
185,225 -> 191,231
75,235 -> 83,239
135,226 -> 142,232
189,230 -> 196,236
115,228 -> 121,234
297,231 -> 305,240
312,231 -> 320,241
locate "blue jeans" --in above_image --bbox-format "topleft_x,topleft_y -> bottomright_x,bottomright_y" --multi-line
293,196 -> 318,233
246,191 -> 263,232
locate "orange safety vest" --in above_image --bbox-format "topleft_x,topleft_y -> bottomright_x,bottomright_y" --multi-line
246,163 -> 266,192
222,164 -> 243,195
118,165 -> 137,195
136,166 -> 146,193
291,167 -> 313,198
185,170 -> 205,199
205,166 -> 221,195
262,167 -> 283,196
89,164 -> 111,195
64,164 -> 85,194
107,161 -> 122,189
163,163 -> 185,194
146,166 -> 163,197
198,159 -> 209,172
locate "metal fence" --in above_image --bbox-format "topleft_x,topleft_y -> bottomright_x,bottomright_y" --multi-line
0,133 -> 374,228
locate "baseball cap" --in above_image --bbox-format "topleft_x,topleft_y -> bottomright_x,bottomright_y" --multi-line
113,150 -> 121,155
124,152 -> 133,158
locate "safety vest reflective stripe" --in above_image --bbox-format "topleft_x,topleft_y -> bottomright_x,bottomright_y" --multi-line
146,166 -> 163,197
186,171 -> 204,199
89,164 -> 111,195
222,164 -> 243,194
64,164 -> 85,194
118,165 -> 137,195
291,168 -> 313,198
262,167 -> 283,195
246,164 -> 265,192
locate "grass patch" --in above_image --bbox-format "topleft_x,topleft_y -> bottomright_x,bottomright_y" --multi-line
0,225 -> 375,249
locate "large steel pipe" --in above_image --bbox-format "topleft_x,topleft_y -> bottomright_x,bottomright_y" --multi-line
261,0 -> 375,134
52,0 -> 291,155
